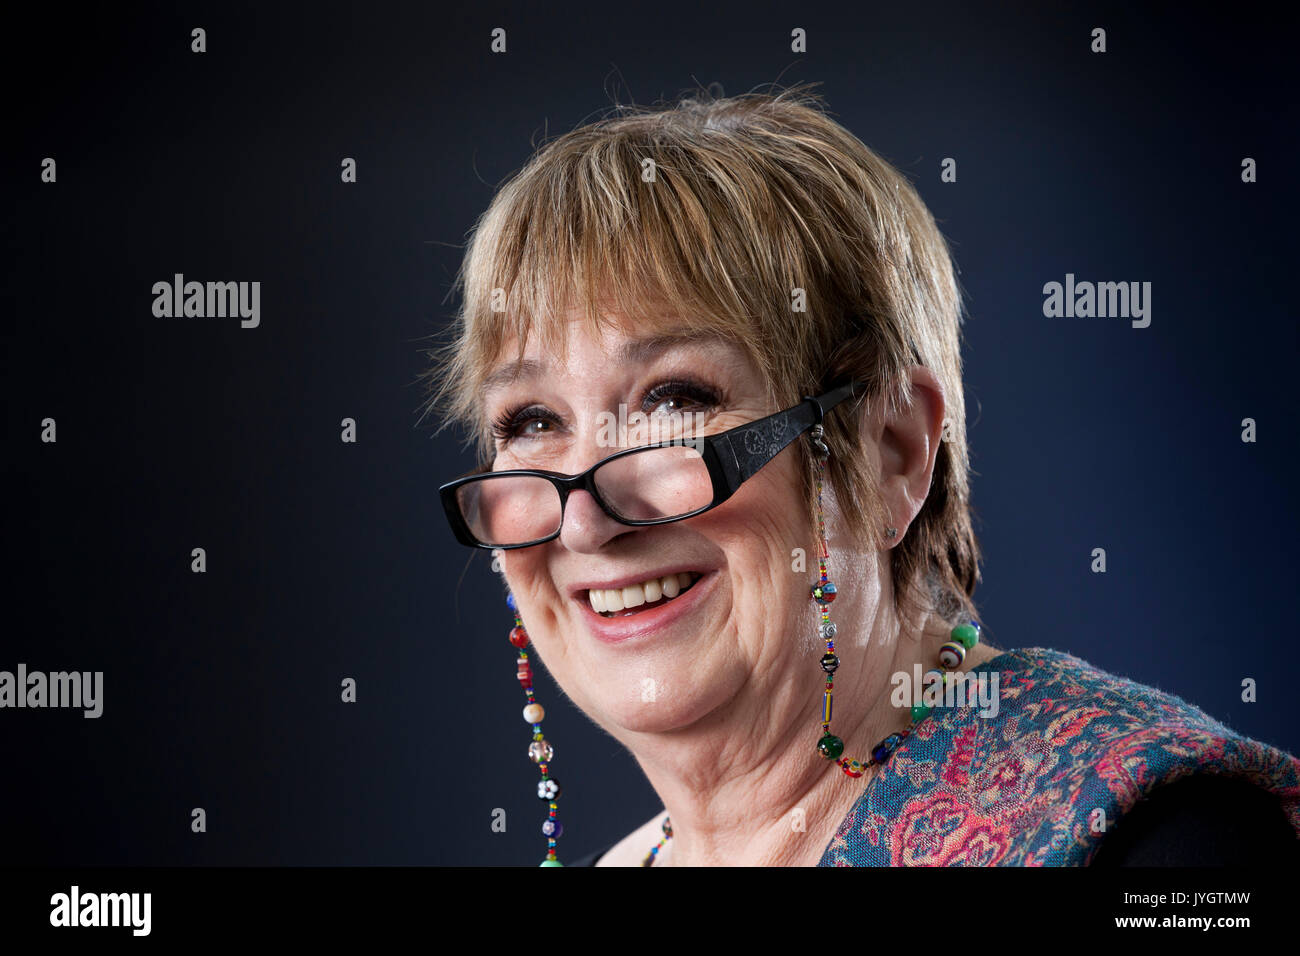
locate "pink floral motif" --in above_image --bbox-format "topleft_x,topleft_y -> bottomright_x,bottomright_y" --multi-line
911,717 -> 941,741
857,809 -> 890,847
817,647 -> 1300,866
889,793 -> 1012,865
941,725 -> 978,788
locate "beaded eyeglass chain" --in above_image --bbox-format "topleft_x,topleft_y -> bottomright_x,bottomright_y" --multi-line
640,424 -> 981,866
502,595 -> 567,867
503,423 -> 981,867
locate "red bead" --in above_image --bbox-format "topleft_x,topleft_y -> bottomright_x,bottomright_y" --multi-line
517,664 -> 533,686
509,626 -> 529,648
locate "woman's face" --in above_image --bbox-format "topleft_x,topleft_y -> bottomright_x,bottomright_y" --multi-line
487,313 -> 857,740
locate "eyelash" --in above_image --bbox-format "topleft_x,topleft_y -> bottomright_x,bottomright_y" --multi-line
490,379 -> 723,443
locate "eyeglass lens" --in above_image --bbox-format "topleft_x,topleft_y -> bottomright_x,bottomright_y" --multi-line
455,444 -> 712,547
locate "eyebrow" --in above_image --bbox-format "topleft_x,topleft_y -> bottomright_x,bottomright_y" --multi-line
480,332 -> 705,395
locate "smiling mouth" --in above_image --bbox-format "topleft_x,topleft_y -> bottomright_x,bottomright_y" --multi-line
585,572 -> 703,617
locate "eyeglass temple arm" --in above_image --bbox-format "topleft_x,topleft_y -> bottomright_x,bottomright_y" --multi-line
804,380 -> 858,421
713,381 -> 860,489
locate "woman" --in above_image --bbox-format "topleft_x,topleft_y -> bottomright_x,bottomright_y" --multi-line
423,86 -> 1300,865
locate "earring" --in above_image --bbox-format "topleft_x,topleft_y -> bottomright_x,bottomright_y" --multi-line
885,527 -> 898,538
807,424 -> 982,777
504,590 -> 565,866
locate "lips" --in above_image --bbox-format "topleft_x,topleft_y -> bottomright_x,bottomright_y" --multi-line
584,571 -> 703,617
570,567 -> 703,603
573,569 -> 716,644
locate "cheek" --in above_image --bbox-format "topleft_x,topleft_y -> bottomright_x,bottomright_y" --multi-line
500,551 -> 560,628
704,458 -> 812,612
728,454 -> 810,548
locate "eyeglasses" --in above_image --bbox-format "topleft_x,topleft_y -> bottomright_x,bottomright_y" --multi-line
439,380 -> 861,550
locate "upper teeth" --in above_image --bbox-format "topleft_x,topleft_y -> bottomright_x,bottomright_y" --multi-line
588,572 -> 697,613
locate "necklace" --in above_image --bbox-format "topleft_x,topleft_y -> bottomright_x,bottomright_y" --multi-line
642,425 -> 982,865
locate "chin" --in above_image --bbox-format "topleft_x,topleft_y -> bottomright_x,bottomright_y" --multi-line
577,657 -> 741,737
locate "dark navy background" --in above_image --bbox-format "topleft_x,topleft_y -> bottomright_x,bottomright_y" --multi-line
3,1 -> 1296,865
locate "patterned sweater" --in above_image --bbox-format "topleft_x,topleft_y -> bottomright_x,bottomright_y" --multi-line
819,646 -> 1300,865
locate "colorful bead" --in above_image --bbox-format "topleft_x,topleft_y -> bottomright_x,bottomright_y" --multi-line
952,623 -> 980,649
811,581 -> 838,605
839,757 -> 865,777
820,652 -> 839,673
939,641 -> 966,669
528,740 -> 553,763
506,592 -> 517,612
822,691 -> 833,723
537,778 -> 561,800
542,818 -> 563,838
910,703 -> 932,721
872,733 -> 902,764
516,662 -> 533,687
641,818 -> 672,866
539,857 -> 563,867
509,626 -> 529,648
817,733 -> 844,759
523,703 -> 545,724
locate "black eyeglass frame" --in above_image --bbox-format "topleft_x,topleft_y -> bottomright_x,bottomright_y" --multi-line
439,380 -> 862,550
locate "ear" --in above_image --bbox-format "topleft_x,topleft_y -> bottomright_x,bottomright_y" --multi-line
856,366 -> 946,545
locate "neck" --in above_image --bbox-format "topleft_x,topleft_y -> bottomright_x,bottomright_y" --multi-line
628,583 -> 951,867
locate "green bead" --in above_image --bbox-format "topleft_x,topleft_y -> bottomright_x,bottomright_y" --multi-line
910,704 -> 932,721
952,624 -> 979,649
817,733 -> 844,759
540,858 -> 564,867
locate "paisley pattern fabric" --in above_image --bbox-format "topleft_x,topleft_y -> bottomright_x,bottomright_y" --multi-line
818,647 -> 1300,866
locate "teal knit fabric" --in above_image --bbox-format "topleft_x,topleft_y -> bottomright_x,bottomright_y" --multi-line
819,647 -> 1300,865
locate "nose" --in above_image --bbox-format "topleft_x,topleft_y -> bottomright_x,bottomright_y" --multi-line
556,486 -> 632,554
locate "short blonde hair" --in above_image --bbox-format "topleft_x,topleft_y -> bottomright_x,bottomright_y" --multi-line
420,83 -> 981,626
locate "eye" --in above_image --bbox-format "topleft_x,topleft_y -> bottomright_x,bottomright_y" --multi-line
490,404 -> 560,442
643,379 -> 722,416
488,379 -> 723,446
